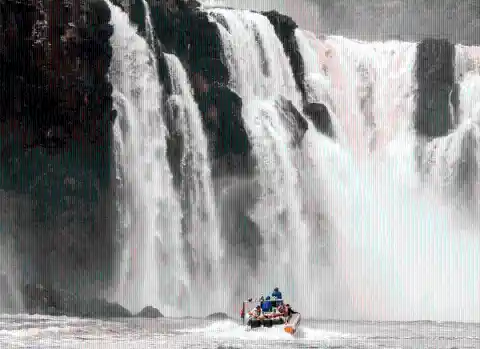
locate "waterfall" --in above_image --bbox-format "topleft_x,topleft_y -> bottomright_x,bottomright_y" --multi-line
421,45 -> 480,213
294,29 -> 480,321
163,53 -> 225,313
141,0 -> 156,48
105,0 -> 479,320
107,1 -> 187,315
207,9 -> 310,303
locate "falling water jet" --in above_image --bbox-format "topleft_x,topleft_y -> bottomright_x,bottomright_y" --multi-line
163,53 -> 227,315
107,0 -> 187,315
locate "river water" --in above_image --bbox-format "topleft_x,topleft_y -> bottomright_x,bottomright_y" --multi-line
0,314 -> 478,348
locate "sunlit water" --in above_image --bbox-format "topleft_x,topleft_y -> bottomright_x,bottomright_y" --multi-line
0,314 -> 478,348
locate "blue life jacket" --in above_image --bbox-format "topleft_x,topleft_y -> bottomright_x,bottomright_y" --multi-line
261,301 -> 271,312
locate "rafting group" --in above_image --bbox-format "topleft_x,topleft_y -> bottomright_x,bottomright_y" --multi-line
240,287 -> 301,333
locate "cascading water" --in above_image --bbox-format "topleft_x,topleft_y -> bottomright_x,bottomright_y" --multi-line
294,29 -> 480,321
207,8 -> 310,304
141,0 -> 156,47
107,1 -> 188,315
105,0 -> 479,321
163,53 -> 226,313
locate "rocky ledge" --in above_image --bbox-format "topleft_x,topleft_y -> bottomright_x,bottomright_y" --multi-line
22,283 -> 132,318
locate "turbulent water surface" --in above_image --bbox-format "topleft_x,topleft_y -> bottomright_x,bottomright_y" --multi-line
0,314 -> 479,349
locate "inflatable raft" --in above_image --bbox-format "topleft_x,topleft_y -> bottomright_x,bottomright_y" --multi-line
241,299 -> 301,335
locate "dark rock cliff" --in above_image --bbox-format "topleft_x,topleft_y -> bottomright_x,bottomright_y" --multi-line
415,38 -> 455,138
0,0 -> 115,149
0,0 -> 116,295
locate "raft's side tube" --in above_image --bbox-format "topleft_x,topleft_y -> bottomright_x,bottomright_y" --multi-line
271,317 -> 284,325
249,319 -> 261,328
284,313 -> 301,334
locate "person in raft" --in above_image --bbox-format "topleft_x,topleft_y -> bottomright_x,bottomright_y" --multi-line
261,296 -> 272,312
271,287 -> 283,307
285,304 -> 298,316
248,305 -> 264,319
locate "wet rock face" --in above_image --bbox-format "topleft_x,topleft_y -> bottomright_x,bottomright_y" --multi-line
0,0 -> 116,293
415,38 -> 455,138
303,102 -> 334,138
198,86 -> 250,159
275,96 -> 309,146
262,10 -> 307,102
0,0 -> 115,149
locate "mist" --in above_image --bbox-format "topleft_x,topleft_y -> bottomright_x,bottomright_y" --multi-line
201,0 -> 480,45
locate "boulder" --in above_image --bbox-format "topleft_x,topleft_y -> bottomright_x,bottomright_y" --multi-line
303,102 -> 334,138
84,298 -> 132,318
136,306 -> 164,318
205,312 -> 229,320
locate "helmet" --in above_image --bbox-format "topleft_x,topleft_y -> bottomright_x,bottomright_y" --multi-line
266,296 -> 271,300
274,287 -> 279,291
